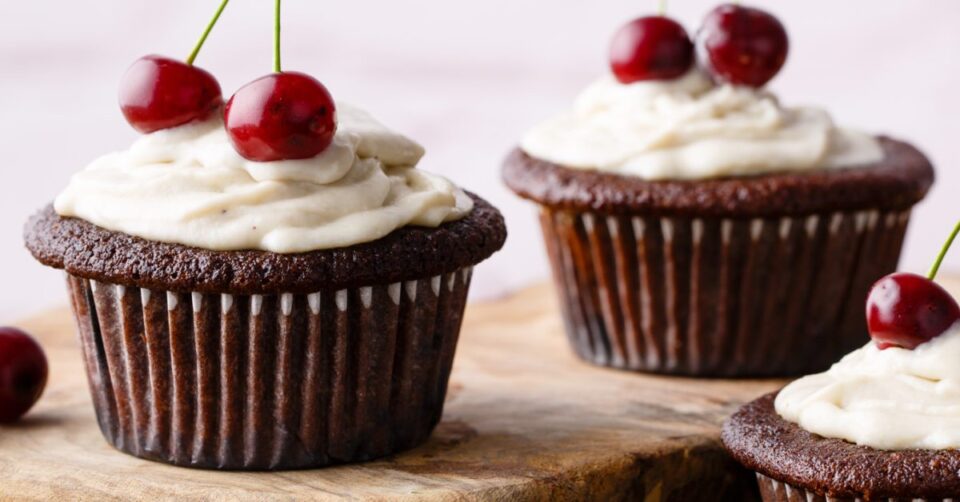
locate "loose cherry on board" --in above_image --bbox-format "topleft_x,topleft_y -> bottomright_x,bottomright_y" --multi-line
866,222 -> 960,350
610,16 -> 694,84
698,4 -> 789,87
0,327 -> 48,423
119,56 -> 223,134
224,72 -> 338,162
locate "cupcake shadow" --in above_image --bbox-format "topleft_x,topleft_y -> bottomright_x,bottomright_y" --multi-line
379,394 -> 760,501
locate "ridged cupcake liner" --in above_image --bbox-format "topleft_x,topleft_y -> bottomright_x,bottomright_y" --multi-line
539,207 -> 911,376
63,267 -> 473,470
756,473 -> 945,502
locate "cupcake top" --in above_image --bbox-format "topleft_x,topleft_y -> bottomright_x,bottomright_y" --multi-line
775,322 -> 960,451
54,103 -> 472,254
521,69 -> 883,180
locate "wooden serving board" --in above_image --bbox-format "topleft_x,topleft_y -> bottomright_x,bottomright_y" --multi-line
7,279 -> 954,501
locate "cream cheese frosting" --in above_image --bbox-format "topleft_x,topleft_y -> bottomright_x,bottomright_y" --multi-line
54,103 -> 473,253
521,69 -> 884,180
775,322 -> 960,451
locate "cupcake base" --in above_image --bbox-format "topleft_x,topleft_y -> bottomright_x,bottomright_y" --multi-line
65,268 -> 473,470
755,473 -> 950,502
539,207 -> 910,377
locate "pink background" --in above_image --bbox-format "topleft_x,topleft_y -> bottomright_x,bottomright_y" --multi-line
1,0 -> 958,322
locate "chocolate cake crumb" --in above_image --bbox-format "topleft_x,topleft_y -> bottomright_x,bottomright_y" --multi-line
722,393 -> 960,499
503,137 -> 933,217
25,193 -> 507,294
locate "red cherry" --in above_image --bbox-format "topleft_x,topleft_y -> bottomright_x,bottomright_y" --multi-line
698,4 -> 789,87
610,16 -> 694,84
119,55 -> 224,134
866,273 -> 960,350
0,327 -> 48,423
224,72 -> 338,162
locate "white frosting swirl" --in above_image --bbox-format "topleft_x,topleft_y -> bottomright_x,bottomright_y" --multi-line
54,103 -> 472,253
521,69 -> 884,180
775,322 -> 960,450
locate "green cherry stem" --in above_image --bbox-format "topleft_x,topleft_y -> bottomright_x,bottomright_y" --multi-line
274,0 -> 282,73
186,0 -> 230,65
929,220 -> 960,280
658,0 -> 667,15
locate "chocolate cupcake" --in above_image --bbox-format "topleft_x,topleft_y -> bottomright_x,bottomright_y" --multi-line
502,13 -> 933,377
25,99 -> 506,469
724,393 -> 960,501
723,265 -> 960,500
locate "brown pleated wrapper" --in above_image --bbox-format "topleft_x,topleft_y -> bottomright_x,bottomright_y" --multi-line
63,267 -> 473,470
539,207 -> 911,376
756,473 -> 947,502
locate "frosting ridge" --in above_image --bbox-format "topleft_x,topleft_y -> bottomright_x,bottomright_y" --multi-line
54,103 -> 472,253
775,322 -> 960,450
521,69 -> 883,180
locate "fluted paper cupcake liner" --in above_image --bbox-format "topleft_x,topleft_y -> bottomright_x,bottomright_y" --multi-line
63,267 -> 473,470
539,207 -> 910,376
756,473 -> 945,502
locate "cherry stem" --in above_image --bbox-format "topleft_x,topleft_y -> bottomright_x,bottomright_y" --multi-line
658,0 -> 667,15
274,0 -> 282,73
186,0 -> 230,66
929,221 -> 960,280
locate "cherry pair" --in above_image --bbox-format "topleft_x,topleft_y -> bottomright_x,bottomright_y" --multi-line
610,3 -> 788,87
118,0 -> 336,162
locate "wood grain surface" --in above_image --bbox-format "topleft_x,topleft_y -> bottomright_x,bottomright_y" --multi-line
6,279 -> 954,501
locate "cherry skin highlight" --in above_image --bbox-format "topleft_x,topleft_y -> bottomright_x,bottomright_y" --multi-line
224,72 -> 338,162
610,16 -> 694,84
0,327 -> 48,423
698,4 -> 789,87
866,273 -> 960,350
119,55 -> 223,134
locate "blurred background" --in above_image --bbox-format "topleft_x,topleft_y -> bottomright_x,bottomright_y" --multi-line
0,0 -> 958,322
